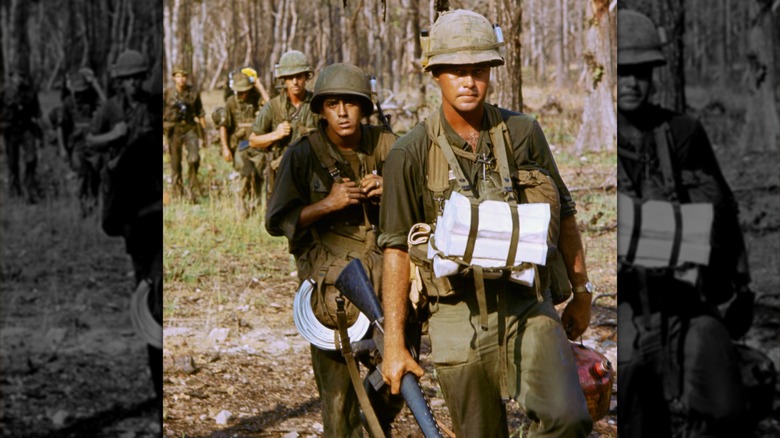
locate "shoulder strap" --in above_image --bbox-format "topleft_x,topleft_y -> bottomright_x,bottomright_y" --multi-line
307,130 -> 342,182
425,109 -> 476,198
653,122 -> 682,202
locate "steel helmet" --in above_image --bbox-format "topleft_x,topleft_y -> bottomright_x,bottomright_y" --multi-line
172,65 -> 188,76
111,50 -> 148,78
423,9 -> 504,71
617,10 -> 666,66
310,63 -> 374,116
274,50 -> 313,79
230,72 -> 254,92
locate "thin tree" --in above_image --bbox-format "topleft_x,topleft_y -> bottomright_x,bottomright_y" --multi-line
574,0 -> 616,155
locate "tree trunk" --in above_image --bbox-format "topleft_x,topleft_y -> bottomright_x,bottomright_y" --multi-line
574,0 -> 616,155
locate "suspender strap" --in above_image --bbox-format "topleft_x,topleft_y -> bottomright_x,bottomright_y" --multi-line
463,198 -> 480,264
435,133 -> 475,197
626,196 -> 642,264
473,266 -> 489,331
669,202 -> 683,267
653,122 -> 679,202
335,297 -> 386,438
486,106 -> 516,201
308,130 -> 343,182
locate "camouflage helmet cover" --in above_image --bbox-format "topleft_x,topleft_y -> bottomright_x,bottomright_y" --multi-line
310,63 -> 374,116
231,72 -> 254,92
424,9 -> 505,71
274,50 -> 313,79
212,106 -> 228,127
617,10 -> 666,66
172,65 -> 188,76
111,50 -> 148,78
66,70 -> 90,92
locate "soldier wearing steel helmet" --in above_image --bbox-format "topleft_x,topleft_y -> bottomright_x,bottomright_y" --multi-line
163,65 -> 207,203
59,68 -> 106,216
379,10 -> 593,437
1,69 -> 42,203
616,10 -> 751,438
218,72 -> 265,217
266,63 -> 403,437
249,50 -> 319,202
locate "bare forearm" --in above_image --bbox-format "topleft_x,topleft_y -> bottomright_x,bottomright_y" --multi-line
383,248 -> 411,353
249,131 -> 281,149
558,214 -> 589,288
298,198 -> 336,229
219,126 -> 229,148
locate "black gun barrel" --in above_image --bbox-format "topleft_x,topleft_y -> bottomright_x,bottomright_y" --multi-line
336,259 -> 443,438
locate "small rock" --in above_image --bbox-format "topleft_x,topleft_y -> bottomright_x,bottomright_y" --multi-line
171,355 -> 197,375
312,422 -> 324,433
215,410 -> 232,425
266,340 -> 290,356
282,432 -> 299,438
51,410 -> 69,427
209,328 -> 231,343
199,414 -> 207,421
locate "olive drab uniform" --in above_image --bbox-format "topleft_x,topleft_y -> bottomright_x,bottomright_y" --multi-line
62,91 -> 102,215
266,123 -> 401,437
224,93 -> 264,216
163,84 -> 205,199
1,82 -> 42,202
251,91 -> 318,202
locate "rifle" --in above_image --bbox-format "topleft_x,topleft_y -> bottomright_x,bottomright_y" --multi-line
335,259 -> 443,438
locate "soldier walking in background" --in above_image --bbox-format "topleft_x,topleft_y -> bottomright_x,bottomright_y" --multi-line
59,68 -> 106,217
616,10 -> 753,438
249,50 -> 319,203
163,66 -> 207,203
217,72 -> 264,217
1,70 -> 42,204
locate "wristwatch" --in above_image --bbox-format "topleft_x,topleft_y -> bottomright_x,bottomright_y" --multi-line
573,282 -> 594,295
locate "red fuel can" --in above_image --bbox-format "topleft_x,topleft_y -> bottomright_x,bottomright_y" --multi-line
571,342 -> 614,422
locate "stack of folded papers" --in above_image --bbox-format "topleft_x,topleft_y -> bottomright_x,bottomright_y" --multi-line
618,192 -> 713,268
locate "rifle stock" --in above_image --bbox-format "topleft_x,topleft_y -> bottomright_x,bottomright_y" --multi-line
335,259 -> 443,438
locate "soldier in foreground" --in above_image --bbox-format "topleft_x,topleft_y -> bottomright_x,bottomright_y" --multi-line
249,50 -> 319,202
378,10 -> 593,438
266,63 -> 401,437
616,10 -> 752,438
163,66 -> 207,203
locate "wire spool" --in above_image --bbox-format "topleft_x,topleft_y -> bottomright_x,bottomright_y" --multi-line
293,279 -> 370,350
130,279 -> 162,349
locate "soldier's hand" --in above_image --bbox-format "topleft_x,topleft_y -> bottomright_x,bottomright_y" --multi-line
221,144 -> 233,162
113,121 -> 128,138
382,346 -> 425,395
326,178 -> 366,211
360,174 -> 383,198
276,121 -> 292,140
561,292 -> 592,340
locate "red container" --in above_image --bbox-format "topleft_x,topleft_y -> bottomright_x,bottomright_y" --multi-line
571,342 -> 614,422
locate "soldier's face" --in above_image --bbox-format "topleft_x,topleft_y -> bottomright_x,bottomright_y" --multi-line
283,73 -> 308,98
617,64 -> 653,112
433,64 -> 490,114
173,73 -> 187,89
321,96 -> 363,140
237,90 -> 249,101
120,74 -> 144,98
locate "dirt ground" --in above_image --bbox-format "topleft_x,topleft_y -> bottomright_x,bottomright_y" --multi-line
0,92 -> 161,437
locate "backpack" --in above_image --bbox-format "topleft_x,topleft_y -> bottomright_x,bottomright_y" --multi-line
408,105 -> 572,316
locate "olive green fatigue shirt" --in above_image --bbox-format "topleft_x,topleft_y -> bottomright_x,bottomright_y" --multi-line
251,90 -> 318,159
163,84 -> 205,133
224,93 -> 260,152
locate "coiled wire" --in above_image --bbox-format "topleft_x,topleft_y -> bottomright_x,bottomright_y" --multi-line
293,279 -> 370,350
130,279 -> 162,349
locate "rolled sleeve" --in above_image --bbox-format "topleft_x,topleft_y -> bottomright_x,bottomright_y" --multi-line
265,144 -> 310,242
252,101 -> 275,135
378,141 -> 426,251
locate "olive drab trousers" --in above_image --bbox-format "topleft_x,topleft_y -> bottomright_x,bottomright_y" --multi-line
5,131 -> 39,203
235,147 -> 266,217
617,303 -> 744,438
169,127 -> 201,200
428,287 -> 592,438
310,344 -> 404,437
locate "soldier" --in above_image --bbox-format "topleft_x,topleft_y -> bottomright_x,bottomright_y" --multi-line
218,72 -> 264,217
249,50 -> 319,202
616,10 -> 752,438
87,48 -> 163,401
59,68 -> 106,216
222,66 -> 271,105
266,63 -> 402,437
163,66 -> 207,203
378,10 -> 593,437
1,70 -> 42,203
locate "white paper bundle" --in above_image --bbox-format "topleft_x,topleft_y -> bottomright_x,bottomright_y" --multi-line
429,191 -> 551,274
617,192 -> 713,267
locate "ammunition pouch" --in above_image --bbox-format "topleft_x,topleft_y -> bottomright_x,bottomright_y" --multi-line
299,229 -> 382,329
